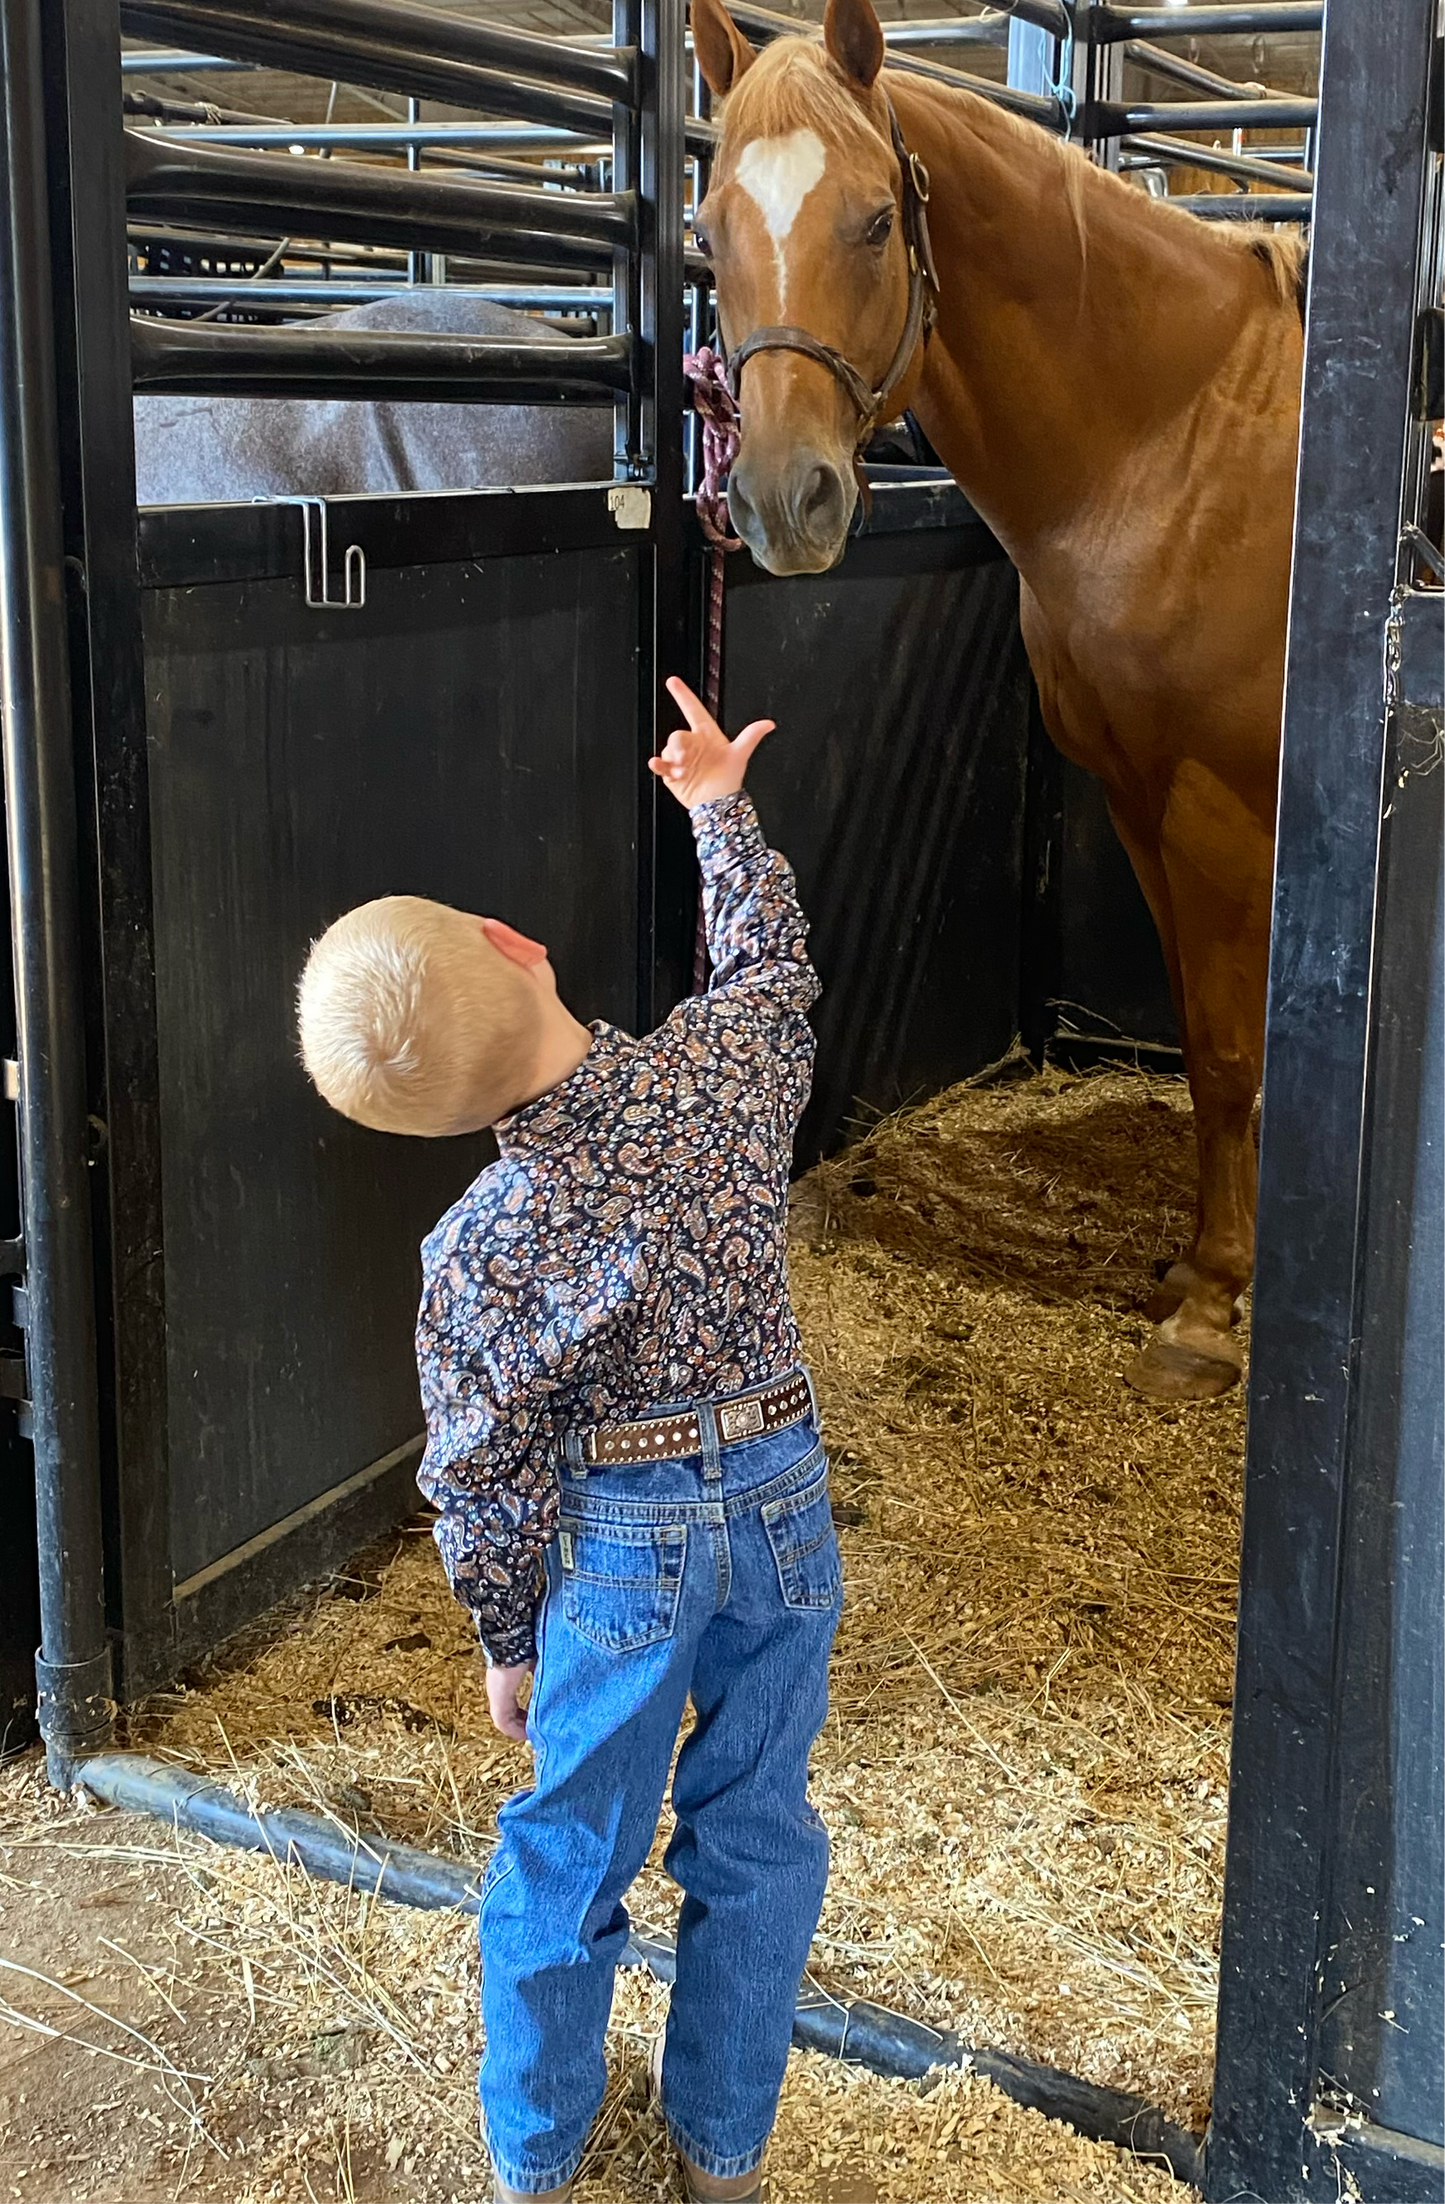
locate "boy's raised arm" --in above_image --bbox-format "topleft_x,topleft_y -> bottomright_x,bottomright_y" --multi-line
651,677 -> 821,1033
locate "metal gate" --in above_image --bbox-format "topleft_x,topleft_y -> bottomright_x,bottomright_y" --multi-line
1,0 -> 1052,1716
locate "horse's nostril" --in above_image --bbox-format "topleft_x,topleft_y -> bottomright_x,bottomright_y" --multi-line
794,462 -> 844,541
726,466 -> 757,535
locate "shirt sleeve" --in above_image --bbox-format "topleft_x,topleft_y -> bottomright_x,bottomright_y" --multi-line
414,1211 -> 568,1667
690,791 -> 820,1116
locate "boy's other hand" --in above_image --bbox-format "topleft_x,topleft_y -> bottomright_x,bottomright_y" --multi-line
650,676 -> 774,811
486,1659 -> 535,1742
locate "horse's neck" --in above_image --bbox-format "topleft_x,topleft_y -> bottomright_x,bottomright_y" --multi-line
890,77 -> 1272,560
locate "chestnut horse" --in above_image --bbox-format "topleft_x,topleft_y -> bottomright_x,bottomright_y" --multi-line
691,0 -> 1304,1399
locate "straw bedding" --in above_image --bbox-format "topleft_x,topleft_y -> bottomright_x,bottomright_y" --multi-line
0,1063 -> 1245,2201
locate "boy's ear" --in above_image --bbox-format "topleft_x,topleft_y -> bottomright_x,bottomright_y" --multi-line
824,0 -> 884,89
481,916 -> 549,969
692,0 -> 757,96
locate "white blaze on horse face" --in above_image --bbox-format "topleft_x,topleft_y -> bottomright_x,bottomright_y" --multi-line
734,129 -> 828,313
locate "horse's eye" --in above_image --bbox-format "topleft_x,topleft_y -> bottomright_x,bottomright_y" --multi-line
866,208 -> 894,246
693,224 -> 713,259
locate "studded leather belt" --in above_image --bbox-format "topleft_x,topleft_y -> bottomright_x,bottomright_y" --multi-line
581,1370 -> 814,1468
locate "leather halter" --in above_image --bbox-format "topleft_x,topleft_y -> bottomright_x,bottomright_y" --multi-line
724,96 -> 941,460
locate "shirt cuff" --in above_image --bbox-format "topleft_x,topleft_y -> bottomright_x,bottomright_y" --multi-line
691,790 -> 764,873
478,1613 -> 538,1668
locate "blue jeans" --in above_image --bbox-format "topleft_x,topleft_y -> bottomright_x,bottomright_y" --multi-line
479,1389 -> 842,2194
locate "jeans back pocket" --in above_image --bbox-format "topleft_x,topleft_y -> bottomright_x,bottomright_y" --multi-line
558,1517 -> 687,1652
761,1476 -> 843,1612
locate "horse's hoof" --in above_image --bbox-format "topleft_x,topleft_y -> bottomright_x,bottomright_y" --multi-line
1126,1335 -> 1241,1401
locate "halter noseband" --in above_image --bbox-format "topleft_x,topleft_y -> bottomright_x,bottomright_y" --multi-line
724,96 -> 941,461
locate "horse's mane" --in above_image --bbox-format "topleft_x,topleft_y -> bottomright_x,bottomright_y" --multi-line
722,35 -> 1308,318
722,35 -> 884,152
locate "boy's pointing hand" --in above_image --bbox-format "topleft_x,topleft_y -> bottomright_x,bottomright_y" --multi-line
650,676 -> 774,811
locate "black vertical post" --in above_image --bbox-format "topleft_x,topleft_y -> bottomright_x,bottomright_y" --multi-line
0,0 -> 112,1781
613,0 -> 644,479
637,0 -> 695,1026
42,0 -> 168,1713
1207,0 -> 1439,2195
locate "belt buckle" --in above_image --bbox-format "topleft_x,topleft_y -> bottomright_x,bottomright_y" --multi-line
719,1396 -> 765,1443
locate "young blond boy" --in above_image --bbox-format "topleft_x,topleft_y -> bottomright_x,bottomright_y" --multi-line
298,681 -> 840,2202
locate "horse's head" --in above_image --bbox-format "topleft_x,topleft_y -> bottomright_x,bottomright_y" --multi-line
693,0 -> 924,575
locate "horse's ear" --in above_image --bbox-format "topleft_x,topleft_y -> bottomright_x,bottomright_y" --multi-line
691,0 -> 757,95
823,0 -> 884,88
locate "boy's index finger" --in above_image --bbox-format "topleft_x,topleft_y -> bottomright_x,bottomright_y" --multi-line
664,675 -> 722,739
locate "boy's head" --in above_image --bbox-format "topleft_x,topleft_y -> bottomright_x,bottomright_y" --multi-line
297,896 -> 554,1136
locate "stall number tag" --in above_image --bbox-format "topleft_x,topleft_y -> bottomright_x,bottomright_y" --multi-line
608,485 -> 651,532
558,1530 -> 575,1570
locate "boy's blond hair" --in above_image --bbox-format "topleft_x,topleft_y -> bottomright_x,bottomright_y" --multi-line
297,895 -> 542,1136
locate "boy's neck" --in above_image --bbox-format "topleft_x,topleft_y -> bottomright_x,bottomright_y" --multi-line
511,1004 -> 596,1115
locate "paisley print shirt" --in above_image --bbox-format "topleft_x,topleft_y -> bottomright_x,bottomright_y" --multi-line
414,792 -> 819,1663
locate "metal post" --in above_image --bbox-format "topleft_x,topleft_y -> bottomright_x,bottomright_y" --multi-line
637,0 -> 694,1025
1207,0 -> 1441,2193
612,0 -> 643,475
0,0 -> 112,1783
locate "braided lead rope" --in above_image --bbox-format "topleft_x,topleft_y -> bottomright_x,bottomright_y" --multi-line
684,344 -> 743,557
683,347 -> 745,992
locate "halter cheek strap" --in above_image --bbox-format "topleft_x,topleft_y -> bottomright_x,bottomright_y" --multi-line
724,97 -> 940,464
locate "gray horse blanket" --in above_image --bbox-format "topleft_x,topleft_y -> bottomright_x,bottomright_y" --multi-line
133,292 -> 614,503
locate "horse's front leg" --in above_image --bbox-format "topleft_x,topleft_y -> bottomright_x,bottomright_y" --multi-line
1126,763 -> 1272,1400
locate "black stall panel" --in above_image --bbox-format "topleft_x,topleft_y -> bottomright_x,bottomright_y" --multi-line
716,485 -> 1036,1162
115,487 -> 644,1693
1052,761 -> 1178,1057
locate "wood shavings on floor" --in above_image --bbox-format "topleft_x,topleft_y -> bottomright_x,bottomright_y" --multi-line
0,1065 -> 1245,2200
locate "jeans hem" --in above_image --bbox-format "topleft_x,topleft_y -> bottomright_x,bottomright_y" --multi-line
667,2114 -> 768,2181
486,2143 -> 585,2194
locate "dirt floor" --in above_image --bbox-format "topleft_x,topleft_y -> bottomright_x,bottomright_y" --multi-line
0,1064 -> 1246,2203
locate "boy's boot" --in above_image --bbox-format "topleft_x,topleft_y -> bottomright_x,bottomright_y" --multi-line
492,2181 -> 572,2203
679,2160 -> 765,2202
651,2032 -> 767,2201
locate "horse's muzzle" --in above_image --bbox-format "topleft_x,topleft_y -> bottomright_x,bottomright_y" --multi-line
727,445 -> 855,577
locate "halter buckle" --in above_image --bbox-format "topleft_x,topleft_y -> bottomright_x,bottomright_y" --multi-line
908,151 -> 932,204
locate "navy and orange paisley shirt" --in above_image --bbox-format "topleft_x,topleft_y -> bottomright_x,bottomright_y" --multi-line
414,792 -> 819,1664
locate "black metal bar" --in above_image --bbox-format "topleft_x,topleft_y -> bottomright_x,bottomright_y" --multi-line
1172,190 -> 1311,220
718,0 -> 1067,129
1094,95 -> 1318,131
1123,38 -> 1276,99
120,42 -> 247,67
141,124 -> 596,185
1416,303 -> 1444,423
1207,0 -> 1440,2194
638,0 -> 691,1032
78,1749 -> 1206,2188
1123,131 -> 1313,190
128,277 -> 613,311
877,13 -> 1011,45
120,0 -> 635,102
119,2 -> 620,140
129,316 -> 635,398
0,0 -> 112,1782
122,86 -> 283,128
124,132 -> 631,270
1096,2 -> 1322,39
979,0 -> 1072,43
882,46 -> 1065,128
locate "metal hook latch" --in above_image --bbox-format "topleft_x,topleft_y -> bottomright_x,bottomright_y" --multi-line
264,496 -> 366,611
300,497 -> 365,610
